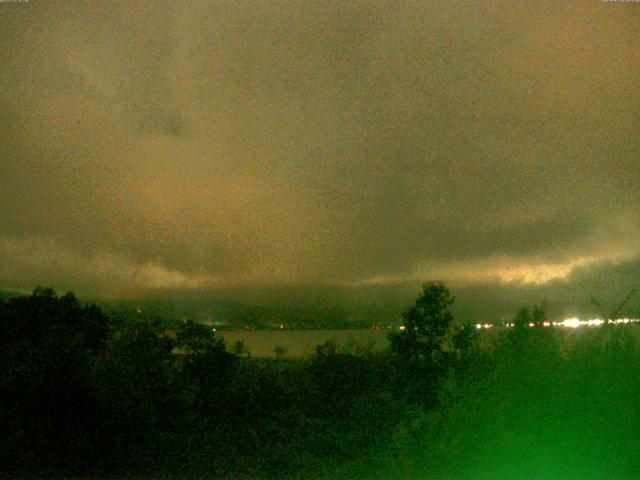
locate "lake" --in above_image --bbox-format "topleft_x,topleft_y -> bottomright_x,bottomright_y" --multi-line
218,328 -> 392,357
217,323 -> 640,357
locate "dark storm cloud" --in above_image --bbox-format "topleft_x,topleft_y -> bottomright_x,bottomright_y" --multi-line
0,0 -> 639,295
454,255 -> 640,322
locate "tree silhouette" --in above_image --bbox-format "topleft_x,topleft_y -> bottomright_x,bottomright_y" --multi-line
273,344 -> 287,359
174,320 -> 234,419
388,282 -> 457,408
232,339 -> 250,357
0,287 -> 109,470
390,282 -> 455,361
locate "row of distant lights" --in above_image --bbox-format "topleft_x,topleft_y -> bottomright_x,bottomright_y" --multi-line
474,318 -> 640,330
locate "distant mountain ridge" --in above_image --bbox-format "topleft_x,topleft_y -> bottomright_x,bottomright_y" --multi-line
99,293 -> 404,330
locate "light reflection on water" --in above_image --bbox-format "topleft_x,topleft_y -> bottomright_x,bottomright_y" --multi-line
219,319 -> 640,357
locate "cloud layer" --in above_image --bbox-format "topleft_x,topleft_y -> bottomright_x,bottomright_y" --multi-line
1,1 -> 639,295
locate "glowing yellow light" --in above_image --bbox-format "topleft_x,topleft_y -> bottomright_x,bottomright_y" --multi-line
495,256 -> 604,285
560,317 -> 581,328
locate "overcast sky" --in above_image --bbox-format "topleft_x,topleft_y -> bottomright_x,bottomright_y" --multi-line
1,1 -> 639,298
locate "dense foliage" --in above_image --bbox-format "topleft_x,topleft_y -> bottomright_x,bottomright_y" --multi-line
1,284 -> 640,479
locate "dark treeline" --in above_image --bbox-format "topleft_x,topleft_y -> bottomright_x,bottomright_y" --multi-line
2,284 -> 640,479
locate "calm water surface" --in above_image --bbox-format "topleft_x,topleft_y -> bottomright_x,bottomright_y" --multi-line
218,329 -> 391,357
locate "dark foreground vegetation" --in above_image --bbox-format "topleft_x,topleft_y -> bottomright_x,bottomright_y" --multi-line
2,284 -> 640,479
